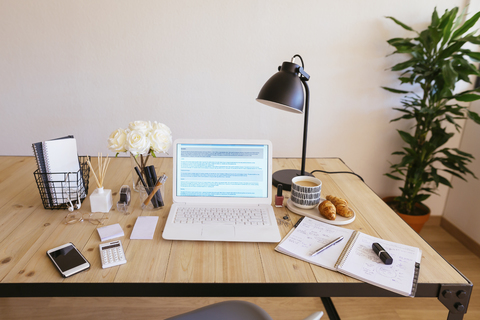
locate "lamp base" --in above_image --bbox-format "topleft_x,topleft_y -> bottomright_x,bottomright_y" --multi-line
272,169 -> 314,191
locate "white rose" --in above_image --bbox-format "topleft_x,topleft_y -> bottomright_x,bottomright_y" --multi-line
126,130 -> 151,156
128,121 -> 151,134
107,128 -> 127,153
148,128 -> 172,153
151,121 -> 172,135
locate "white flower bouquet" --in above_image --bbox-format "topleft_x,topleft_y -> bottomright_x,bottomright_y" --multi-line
108,121 -> 172,190
108,120 -> 172,157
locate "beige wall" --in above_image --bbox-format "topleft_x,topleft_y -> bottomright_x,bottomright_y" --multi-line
443,97 -> 480,244
0,0 -> 478,218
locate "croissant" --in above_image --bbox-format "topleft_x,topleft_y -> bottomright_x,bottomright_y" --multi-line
319,200 -> 336,220
336,204 -> 354,218
326,195 -> 353,218
326,195 -> 348,207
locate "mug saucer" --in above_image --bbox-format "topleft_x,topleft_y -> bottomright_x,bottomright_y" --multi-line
286,198 -> 356,226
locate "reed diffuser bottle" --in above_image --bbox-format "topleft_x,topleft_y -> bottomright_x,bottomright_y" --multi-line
88,154 -> 113,213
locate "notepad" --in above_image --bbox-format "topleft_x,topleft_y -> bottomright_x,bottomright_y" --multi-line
275,217 -> 422,297
130,216 -> 158,240
97,223 -> 124,242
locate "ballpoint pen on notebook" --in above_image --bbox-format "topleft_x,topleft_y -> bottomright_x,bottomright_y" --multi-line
311,236 -> 344,257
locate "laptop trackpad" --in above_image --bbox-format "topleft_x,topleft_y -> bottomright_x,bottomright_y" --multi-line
202,225 -> 235,240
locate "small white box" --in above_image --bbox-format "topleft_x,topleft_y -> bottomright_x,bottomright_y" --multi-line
90,187 -> 113,213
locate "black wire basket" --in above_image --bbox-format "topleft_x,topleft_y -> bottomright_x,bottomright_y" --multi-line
34,156 -> 90,210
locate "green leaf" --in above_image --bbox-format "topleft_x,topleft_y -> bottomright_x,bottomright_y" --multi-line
418,29 -> 433,52
453,148 -> 475,159
455,93 -> 480,102
438,41 -> 465,60
399,77 -> 413,84
387,38 -> 415,53
390,114 -> 414,122
386,16 -> 415,32
452,11 -> 480,40
442,60 -> 458,90
462,35 -> 480,45
443,169 -> 468,181
467,110 -> 480,124
414,194 -> 431,202
441,8 -> 457,47
385,173 -> 403,181
398,130 -> 417,146
391,59 -> 417,71
382,86 -> 410,94
463,51 -> 480,62
437,174 -> 453,187
431,7 -> 440,27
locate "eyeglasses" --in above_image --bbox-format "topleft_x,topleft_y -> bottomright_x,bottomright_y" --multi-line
63,212 -> 108,225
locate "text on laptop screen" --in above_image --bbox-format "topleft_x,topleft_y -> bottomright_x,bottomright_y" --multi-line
176,143 -> 269,198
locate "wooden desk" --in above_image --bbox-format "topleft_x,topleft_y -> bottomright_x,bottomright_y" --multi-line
0,157 -> 472,320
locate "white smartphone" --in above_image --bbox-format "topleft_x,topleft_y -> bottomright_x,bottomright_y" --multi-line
46,242 -> 90,278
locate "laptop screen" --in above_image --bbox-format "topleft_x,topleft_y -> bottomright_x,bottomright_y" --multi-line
174,140 -> 271,202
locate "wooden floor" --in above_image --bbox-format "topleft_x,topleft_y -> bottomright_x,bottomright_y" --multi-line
1,224 -> 478,320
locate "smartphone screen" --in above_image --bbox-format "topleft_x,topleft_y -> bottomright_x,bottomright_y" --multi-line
47,243 -> 90,277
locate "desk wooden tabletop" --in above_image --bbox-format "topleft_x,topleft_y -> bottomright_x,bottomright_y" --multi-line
0,157 -> 468,289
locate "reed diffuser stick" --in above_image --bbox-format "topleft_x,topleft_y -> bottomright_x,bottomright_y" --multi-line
87,153 -> 111,189
87,158 -> 101,189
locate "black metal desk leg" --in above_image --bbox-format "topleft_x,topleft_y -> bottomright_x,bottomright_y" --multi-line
321,297 -> 341,320
447,313 -> 466,320
438,284 -> 472,320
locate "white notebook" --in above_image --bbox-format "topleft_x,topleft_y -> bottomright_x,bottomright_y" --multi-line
275,217 -> 422,297
42,137 -> 83,205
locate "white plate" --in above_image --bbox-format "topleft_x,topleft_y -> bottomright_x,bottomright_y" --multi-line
286,198 -> 356,225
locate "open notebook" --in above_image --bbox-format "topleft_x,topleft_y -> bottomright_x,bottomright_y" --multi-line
276,217 -> 422,297
162,139 -> 281,242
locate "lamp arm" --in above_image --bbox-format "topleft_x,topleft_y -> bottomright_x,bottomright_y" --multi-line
300,78 -> 310,176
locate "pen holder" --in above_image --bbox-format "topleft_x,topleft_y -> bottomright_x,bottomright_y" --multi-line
139,184 -> 165,211
90,187 -> 113,213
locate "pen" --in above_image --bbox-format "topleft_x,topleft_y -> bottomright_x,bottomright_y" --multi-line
146,166 -> 159,207
294,216 -> 305,228
311,236 -> 344,257
143,179 -> 163,206
372,242 -> 393,265
134,167 -> 148,188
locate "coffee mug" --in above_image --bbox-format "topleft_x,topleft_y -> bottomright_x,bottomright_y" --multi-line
290,176 -> 322,209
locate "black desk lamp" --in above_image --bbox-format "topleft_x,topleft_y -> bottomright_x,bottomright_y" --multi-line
256,54 -> 313,191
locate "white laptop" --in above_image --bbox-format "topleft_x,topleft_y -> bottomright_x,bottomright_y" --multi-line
162,139 -> 281,242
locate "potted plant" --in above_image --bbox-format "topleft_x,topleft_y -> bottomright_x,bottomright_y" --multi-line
383,7 -> 480,232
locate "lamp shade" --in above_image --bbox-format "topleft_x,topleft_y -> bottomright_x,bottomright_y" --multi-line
256,61 -> 304,113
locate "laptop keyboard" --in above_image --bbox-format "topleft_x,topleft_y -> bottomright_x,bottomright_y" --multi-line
173,206 -> 270,225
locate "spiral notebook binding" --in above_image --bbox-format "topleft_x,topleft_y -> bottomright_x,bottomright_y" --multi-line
410,262 -> 421,296
334,231 -> 360,269
41,141 -> 58,205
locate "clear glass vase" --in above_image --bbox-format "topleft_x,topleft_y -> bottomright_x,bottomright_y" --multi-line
130,153 -> 153,192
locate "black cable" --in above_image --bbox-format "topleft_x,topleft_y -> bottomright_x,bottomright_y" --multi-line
310,169 -> 365,183
292,54 -> 304,68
